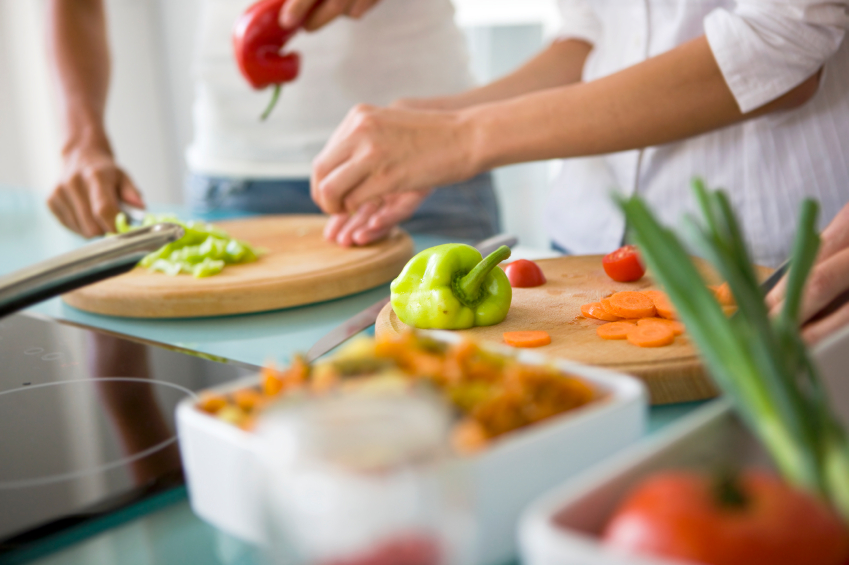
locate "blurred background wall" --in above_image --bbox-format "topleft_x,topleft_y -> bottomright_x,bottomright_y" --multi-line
0,0 -> 561,248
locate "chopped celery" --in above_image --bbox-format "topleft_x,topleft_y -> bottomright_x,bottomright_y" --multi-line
114,212 -> 262,278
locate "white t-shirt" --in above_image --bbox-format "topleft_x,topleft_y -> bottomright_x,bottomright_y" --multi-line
547,0 -> 849,267
186,0 -> 474,179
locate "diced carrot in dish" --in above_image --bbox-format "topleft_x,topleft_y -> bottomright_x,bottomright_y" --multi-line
642,290 -> 676,319
581,302 -> 621,322
451,418 -> 489,455
233,388 -> 264,411
627,325 -> 675,348
711,282 -> 736,306
597,321 -> 637,340
197,393 -> 228,414
503,331 -> 552,348
608,291 -> 657,319
637,317 -> 685,336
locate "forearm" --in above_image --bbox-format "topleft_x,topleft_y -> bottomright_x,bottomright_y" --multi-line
408,39 -> 593,111
47,0 -> 112,155
465,36 -> 819,170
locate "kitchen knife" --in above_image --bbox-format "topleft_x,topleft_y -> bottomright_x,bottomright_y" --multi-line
304,233 -> 519,362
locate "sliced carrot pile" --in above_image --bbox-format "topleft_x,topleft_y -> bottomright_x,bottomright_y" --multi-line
600,297 -> 619,316
581,302 -> 621,322
627,324 -> 675,348
597,321 -> 637,340
608,291 -> 657,319
638,317 -> 685,336
503,331 -> 551,348
642,289 -> 676,319
710,282 -> 736,306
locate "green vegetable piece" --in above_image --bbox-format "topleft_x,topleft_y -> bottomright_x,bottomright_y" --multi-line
113,212 -> 262,277
390,244 -> 512,330
192,258 -> 225,278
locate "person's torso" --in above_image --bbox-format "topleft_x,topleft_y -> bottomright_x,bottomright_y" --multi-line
548,0 -> 849,267
187,0 -> 475,178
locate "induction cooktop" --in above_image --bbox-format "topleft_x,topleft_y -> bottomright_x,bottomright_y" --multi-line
0,312 -> 258,556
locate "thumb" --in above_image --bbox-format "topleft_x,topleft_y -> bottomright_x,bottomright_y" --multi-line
119,175 -> 145,208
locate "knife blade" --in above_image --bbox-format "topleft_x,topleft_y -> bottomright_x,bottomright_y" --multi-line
304,233 -> 519,362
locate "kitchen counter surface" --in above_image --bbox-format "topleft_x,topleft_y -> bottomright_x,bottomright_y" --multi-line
0,187 -> 706,565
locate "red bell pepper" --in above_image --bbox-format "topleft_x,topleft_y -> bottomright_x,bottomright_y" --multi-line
232,0 -> 301,120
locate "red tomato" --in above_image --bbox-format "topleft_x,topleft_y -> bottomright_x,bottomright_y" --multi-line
504,259 -> 546,288
602,470 -> 849,565
602,245 -> 645,282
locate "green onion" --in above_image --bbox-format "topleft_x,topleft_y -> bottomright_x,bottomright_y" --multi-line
114,212 -> 263,278
619,179 -> 849,521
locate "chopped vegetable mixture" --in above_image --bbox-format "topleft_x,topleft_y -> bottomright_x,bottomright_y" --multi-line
197,332 -> 598,454
114,212 -> 262,277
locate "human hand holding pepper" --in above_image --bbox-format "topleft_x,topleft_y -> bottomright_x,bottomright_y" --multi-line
311,104 -> 480,215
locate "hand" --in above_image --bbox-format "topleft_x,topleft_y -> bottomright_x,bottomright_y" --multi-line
280,0 -> 381,31
311,104 -> 478,216
766,203 -> 849,344
47,146 -> 144,238
323,190 -> 431,247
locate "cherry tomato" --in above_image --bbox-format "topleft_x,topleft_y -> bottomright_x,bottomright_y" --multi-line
504,259 -> 546,288
602,245 -> 645,282
603,470 -> 849,565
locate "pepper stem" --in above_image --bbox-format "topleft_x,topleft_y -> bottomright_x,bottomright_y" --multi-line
456,245 -> 511,304
712,469 -> 748,510
260,84 -> 282,121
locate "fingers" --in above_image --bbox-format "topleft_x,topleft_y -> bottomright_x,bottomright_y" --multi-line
63,176 -> 103,238
303,0 -> 348,31
796,248 -> 849,324
802,301 -> 849,345
88,170 -> 121,234
329,200 -> 381,247
47,188 -> 82,235
315,159 -> 372,214
348,0 -> 378,18
765,273 -> 788,313
279,0 -> 318,28
323,213 -> 350,241
119,174 -> 145,208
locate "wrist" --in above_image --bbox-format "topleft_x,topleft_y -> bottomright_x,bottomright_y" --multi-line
457,104 -> 500,174
61,124 -> 113,163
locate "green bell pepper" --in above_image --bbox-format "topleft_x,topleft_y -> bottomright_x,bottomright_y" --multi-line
390,243 -> 512,329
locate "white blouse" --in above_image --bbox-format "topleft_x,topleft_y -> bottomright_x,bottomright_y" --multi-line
546,0 -> 849,267
186,0 -> 474,180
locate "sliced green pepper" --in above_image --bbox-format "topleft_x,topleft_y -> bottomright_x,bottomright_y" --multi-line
390,244 -> 512,330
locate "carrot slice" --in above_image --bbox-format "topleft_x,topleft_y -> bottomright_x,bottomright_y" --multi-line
600,297 -> 618,316
597,321 -> 636,340
638,317 -> 685,336
608,291 -> 657,319
627,325 -> 675,347
503,331 -> 552,348
642,290 -> 676,319
581,302 -> 621,322
711,282 -> 735,306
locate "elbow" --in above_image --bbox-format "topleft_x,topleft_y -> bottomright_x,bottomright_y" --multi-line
774,69 -> 822,112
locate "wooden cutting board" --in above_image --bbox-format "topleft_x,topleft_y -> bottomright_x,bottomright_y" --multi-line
63,215 -> 414,318
376,255 -> 772,405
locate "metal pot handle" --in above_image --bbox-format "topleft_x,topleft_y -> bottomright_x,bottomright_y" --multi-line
0,223 -> 184,318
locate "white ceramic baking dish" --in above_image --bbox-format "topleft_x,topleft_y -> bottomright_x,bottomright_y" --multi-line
518,330 -> 849,565
176,331 -> 648,565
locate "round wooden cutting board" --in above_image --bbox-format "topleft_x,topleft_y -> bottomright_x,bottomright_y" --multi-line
63,215 -> 414,318
376,255 -> 771,405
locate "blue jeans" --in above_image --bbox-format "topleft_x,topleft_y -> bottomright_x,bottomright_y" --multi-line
185,173 -> 501,241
